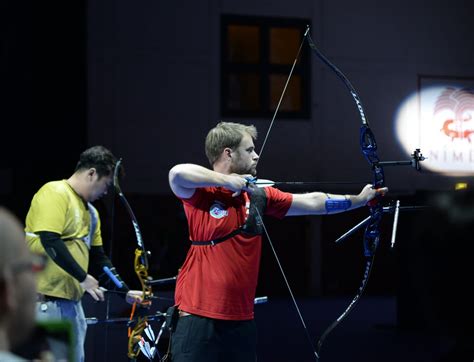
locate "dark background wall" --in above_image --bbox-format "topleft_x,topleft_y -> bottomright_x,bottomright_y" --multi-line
1,1 -> 87,218
1,0 -> 473,361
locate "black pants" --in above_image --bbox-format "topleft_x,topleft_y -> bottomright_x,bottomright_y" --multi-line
170,314 -> 257,362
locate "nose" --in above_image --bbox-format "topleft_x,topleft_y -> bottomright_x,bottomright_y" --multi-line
252,151 -> 259,160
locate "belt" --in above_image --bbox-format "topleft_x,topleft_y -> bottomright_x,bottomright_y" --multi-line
37,294 -> 66,302
178,310 -> 191,317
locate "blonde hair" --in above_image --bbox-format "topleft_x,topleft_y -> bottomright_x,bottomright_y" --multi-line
205,122 -> 257,166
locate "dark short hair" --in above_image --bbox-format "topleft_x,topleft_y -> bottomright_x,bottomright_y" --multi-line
74,146 -> 118,178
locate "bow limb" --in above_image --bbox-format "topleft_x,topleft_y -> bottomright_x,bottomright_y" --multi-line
306,29 -> 385,356
113,159 -> 153,360
113,159 -> 153,304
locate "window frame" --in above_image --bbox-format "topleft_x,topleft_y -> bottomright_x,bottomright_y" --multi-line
220,14 -> 311,119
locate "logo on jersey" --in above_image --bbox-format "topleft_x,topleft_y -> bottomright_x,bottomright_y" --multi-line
210,201 -> 228,219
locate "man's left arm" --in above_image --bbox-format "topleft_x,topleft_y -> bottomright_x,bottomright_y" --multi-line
89,217 -> 146,305
89,245 -> 129,291
89,246 -> 147,305
286,184 -> 387,216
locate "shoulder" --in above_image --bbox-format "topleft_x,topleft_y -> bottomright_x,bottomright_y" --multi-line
181,187 -> 224,206
264,186 -> 293,201
38,180 -> 69,193
263,187 -> 293,218
32,180 -> 71,205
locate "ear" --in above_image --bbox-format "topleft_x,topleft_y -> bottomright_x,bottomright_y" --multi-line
223,148 -> 232,159
87,168 -> 97,178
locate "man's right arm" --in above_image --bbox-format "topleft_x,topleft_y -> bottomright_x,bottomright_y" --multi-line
168,163 -> 251,198
38,231 -> 103,300
38,231 -> 88,282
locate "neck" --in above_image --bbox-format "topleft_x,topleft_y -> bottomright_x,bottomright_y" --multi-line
66,174 -> 87,202
213,161 -> 232,175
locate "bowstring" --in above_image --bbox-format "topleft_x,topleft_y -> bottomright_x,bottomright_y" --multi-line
253,25 -> 319,361
257,26 -> 310,166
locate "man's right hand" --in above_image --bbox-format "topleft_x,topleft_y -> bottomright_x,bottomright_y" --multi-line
225,174 -> 254,197
80,274 -> 105,301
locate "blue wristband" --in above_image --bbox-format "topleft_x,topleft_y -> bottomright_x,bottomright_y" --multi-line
325,197 -> 352,213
